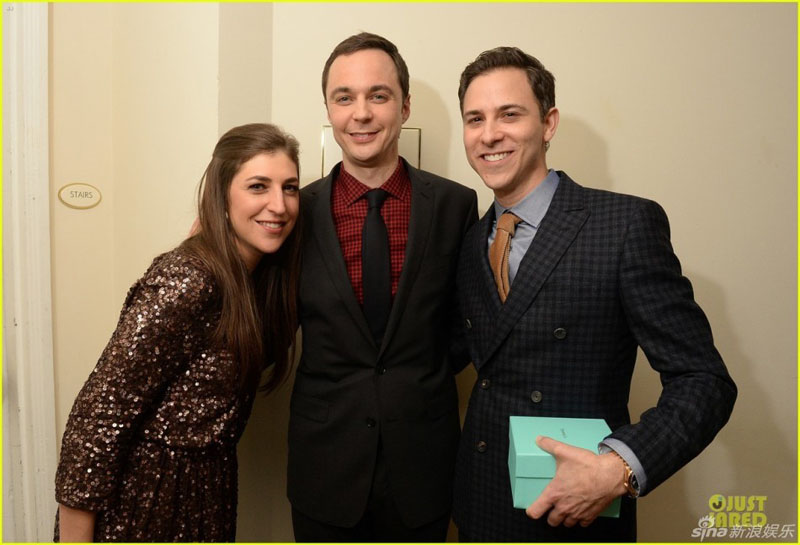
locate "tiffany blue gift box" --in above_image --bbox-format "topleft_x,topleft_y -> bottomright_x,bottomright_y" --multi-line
508,416 -> 621,517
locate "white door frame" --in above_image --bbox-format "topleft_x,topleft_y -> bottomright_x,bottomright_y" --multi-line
2,2 -> 59,541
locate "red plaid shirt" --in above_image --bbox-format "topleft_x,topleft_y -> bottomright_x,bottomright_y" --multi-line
332,160 -> 411,305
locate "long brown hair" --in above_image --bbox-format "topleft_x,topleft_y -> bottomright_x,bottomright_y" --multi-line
182,123 -> 302,393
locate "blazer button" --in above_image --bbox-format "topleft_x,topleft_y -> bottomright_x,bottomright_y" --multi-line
465,318 -> 472,329
479,378 -> 491,390
365,418 -> 376,428
553,327 -> 567,340
530,390 -> 543,403
377,367 -> 387,375
476,440 -> 488,453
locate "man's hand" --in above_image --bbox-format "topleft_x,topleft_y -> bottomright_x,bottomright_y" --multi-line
525,435 -> 628,528
189,218 -> 201,237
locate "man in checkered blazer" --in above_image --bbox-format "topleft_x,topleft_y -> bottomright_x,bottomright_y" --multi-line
453,46 -> 737,542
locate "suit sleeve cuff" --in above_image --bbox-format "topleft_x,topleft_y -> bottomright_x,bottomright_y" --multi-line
599,438 -> 648,495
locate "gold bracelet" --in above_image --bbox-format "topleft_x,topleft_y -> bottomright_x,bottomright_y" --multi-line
610,450 -> 639,498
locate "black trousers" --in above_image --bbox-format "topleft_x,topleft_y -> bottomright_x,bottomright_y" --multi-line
292,441 -> 450,542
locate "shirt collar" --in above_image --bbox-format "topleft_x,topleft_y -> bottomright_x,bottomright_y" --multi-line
335,158 -> 410,205
493,169 -> 560,228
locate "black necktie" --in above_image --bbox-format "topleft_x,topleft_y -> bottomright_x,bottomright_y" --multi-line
362,189 -> 391,344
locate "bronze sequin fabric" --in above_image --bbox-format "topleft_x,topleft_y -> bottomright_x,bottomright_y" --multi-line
55,248 -> 257,542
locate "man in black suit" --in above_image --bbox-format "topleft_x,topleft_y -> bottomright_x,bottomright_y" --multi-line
287,33 -> 478,541
453,46 -> 737,542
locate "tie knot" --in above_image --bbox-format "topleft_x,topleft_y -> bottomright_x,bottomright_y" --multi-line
365,189 -> 389,209
497,211 -> 522,236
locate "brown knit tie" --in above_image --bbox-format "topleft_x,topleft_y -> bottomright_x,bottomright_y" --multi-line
488,212 -> 522,303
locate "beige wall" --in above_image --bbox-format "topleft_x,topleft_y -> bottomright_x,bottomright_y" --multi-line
51,2 -> 116,447
50,3 -> 796,542
51,0 -> 221,444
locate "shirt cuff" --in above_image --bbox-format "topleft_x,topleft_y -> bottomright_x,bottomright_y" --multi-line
598,438 -> 648,495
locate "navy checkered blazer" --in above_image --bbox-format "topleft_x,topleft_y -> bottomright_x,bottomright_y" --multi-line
453,171 -> 737,542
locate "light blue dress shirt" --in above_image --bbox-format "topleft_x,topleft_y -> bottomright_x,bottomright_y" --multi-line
487,170 -> 559,285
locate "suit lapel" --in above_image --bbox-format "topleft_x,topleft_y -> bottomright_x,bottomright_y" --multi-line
463,208 -> 503,368
475,207 -> 503,317
480,174 -> 590,366
379,162 -> 433,357
307,166 -> 374,344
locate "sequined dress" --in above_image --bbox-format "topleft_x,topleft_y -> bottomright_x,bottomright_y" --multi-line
55,248 -> 257,542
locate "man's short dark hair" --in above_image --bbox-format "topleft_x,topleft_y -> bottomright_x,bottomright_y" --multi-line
321,32 -> 410,101
458,46 -> 555,120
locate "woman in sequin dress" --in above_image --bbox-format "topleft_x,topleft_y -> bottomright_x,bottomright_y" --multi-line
54,123 -> 303,542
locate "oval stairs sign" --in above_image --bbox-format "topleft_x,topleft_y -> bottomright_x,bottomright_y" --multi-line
58,183 -> 102,210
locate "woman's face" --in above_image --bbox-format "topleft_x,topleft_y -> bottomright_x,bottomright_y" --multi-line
227,151 -> 300,271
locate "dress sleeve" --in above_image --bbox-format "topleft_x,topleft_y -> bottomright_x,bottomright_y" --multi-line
54,251 -> 216,511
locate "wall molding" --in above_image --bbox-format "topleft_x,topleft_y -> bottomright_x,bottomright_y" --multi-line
2,2 -> 58,541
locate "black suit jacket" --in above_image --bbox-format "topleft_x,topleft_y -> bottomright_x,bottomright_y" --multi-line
453,172 -> 736,541
287,160 -> 478,528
